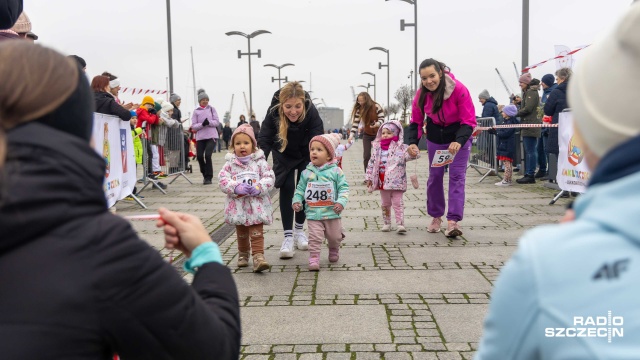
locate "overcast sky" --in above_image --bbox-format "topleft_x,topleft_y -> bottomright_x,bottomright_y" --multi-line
26,0 -> 631,126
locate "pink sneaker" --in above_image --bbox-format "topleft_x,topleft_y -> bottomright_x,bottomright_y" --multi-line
309,257 -> 320,271
427,217 -> 442,233
328,248 -> 340,263
444,220 -> 463,237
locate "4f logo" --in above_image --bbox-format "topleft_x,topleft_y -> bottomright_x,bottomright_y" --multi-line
593,259 -> 629,280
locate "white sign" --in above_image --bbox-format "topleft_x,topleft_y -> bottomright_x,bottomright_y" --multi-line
545,311 -> 623,343
92,113 -> 136,208
305,181 -> 335,207
557,112 -> 590,193
431,150 -> 455,168
234,171 -> 260,187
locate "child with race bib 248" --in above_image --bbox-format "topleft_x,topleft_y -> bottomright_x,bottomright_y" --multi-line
218,124 -> 275,272
293,134 -> 349,271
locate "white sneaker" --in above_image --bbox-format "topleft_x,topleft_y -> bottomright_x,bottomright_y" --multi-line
381,224 -> 391,232
495,180 -> 512,186
279,237 -> 295,259
293,231 -> 309,250
397,225 -> 407,233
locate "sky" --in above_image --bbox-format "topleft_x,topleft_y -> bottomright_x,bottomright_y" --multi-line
25,0 -> 632,126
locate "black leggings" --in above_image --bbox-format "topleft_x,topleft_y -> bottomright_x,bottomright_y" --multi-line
196,139 -> 215,180
279,162 -> 307,231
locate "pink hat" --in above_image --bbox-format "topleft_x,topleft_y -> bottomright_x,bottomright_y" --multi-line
231,124 -> 257,148
519,72 -> 532,85
310,134 -> 340,160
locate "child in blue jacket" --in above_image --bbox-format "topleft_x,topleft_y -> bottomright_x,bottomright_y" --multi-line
293,134 -> 349,271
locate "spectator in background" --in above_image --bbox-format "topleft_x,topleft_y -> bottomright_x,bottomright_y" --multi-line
476,5 -> 640,357
515,73 -> 541,184
222,123 -> 232,150
478,89 -> 500,122
102,71 -> 136,110
91,75 -> 131,122
249,114 -> 260,138
536,74 -> 557,179
191,89 -> 220,185
237,114 -> 247,129
68,55 -> 86,72
216,121 -> 224,153
544,68 -> 571,182
349,92 -> 384,176
0,40 -> 241,360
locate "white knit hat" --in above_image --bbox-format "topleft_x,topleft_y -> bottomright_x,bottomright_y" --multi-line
569,3 -> 640,157
160,100 -> 173,113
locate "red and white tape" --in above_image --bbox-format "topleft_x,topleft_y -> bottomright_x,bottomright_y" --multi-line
475,123 -> 558,131
120,88 -> 168,95
522,45 -> 589,73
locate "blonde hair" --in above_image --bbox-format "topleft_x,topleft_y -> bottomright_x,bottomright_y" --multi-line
273,82 -> 306,152
0,42 -> 79,168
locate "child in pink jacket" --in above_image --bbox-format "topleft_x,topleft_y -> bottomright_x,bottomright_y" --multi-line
365,121 -> 419,233
218,124 -> 275,272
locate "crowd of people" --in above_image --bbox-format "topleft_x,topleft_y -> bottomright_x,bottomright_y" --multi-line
2,0 -> 640,357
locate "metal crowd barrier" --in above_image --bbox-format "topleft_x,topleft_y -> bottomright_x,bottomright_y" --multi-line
468,117 -> 501,183
138,119 -> 193,196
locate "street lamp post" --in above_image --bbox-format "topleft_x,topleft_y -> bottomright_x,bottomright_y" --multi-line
225,30 -> 271,117
386,0 -> 417,91
264,63 -> 295,89
522,0 -> 529,72
357,84 -> 373,95
370,47 -> 390,120
165,0 -> 174,94
361,72 -> 377,101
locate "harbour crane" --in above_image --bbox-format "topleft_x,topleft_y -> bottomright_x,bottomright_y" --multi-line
223,94 -> 234,124
495,68 -> 516,98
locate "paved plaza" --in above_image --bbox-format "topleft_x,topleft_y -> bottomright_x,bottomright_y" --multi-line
118,140 -> 569,360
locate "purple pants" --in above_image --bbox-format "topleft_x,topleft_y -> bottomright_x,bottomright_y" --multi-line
426,139 -> 472,222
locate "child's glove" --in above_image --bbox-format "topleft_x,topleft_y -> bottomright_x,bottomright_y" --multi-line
333,203 -> 344,214
234,183 -> 252,195
292,203 -> 303,212
247,185 -> 261,196
202,118 -> 210,126
148,108 -> 157,115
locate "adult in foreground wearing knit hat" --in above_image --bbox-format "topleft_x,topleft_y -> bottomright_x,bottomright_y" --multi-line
514,72 -> 541,184
0,41 -> 240,359
406,59 -> 477,237
476,4 -> 640,358
258,81 -> 324,259
191,89 -> 220,185
292,133 -> 349,271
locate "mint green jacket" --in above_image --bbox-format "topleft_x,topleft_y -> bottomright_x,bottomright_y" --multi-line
293,162 -> 349,221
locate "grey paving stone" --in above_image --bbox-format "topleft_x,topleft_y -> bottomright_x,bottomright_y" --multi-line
244,345 -> 272,354
326,353 -> 353,360
374,344 -> 397,352
350,344 -> 374,352
436,352 -> 463,360
446,343 -> 471,351
243,355 -> 271,360
241,305 -> 392,344
272,345 -> 294,353
322,344 -> 347,352
233,272 -> 296,298
411,352 -> 439,360
299,353 -> 323,360
294,345 -> 318,353
355,352 -> 383,360
401,246 -> 516,265
383,352 -> 412,360
430,304 -> 488,343
316,270 -> 491,294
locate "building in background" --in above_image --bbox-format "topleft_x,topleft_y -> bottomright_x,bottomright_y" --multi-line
317,107 -> 344,132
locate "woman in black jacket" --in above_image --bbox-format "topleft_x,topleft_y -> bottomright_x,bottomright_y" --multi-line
91,75 -> 131,121
257,81 -> 324,259
0,41 -> 240,360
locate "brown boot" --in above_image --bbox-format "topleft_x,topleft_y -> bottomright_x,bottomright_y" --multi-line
237,252 -> 249,268
252,253 -> 270,273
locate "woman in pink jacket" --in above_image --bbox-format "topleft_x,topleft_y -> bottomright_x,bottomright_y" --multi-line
191,89 -> 220,185
407,59 -> 476,237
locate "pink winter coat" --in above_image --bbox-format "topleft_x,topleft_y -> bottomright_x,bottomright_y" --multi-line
365,120 -> 419,191
410,72 -> 476,138
218,149 -> 275,226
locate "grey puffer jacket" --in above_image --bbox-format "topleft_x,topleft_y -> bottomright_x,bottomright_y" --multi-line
517,85 -> 541,138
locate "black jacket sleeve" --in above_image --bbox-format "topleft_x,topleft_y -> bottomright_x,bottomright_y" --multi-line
407,123 -> 419,146
109,99 -> 132,121
544,90 -> 558,117
258,110 -> 277,161
95,216 -> 241,360
455,124 -> 474,146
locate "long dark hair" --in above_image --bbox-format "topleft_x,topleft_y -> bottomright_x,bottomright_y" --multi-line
418,59 -> 450,116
